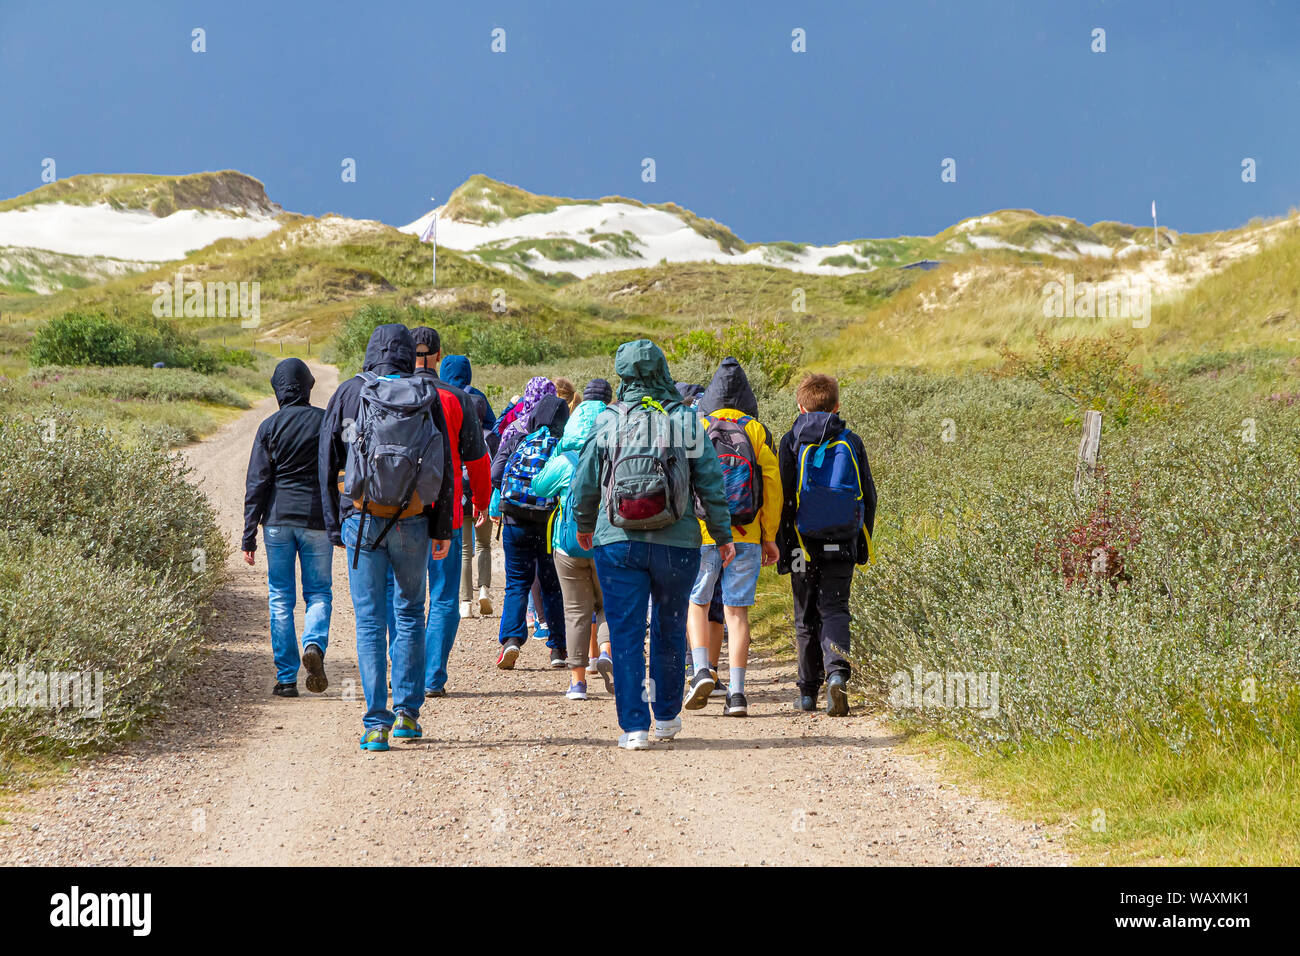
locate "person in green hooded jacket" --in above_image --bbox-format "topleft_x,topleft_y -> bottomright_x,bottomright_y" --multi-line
570,340 -> 735,750
531,384 -> 612,700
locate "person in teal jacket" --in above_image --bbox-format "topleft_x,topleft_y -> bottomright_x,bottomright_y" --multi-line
531,392 -> 611,700
570,340 -> 735,749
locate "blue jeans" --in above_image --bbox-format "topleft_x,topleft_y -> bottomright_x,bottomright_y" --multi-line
499,521 -> 566,647
422,526 -> 462,692
264,525 -> 333,685
344,513 -> 429,730
593,540 -> 701,733
383,526 -> 463,691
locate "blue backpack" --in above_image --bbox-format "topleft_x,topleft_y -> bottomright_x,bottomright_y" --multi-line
547,451 -> 594,559
500,427 -> 559,521
795,437 -> 864,544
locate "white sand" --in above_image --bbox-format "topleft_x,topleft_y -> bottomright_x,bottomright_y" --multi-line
0,202 -> 281,260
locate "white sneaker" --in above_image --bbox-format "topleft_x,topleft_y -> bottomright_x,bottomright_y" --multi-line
479,586 -> 493,616
653,716 -> 682,740
459,601 -> 472,618
618,731 -> 651,751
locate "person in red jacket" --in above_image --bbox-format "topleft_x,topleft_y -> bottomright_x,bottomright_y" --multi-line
398,326 -> 492,696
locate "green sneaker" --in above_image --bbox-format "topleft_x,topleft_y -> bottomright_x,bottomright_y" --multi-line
359,728 -> 390,752
392,713 -> 423,739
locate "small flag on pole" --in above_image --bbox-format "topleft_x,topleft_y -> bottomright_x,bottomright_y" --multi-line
1151,200 -> 1156,220
419,203 -> 438,287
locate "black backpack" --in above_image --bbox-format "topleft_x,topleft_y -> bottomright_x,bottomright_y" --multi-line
341,372 -> 445,567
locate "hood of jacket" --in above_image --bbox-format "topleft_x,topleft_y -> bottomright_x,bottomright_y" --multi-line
699,357 -> 758,417
791,410 -> 846,446
271,357 -> 314,408
559,399 -> 605,452
503,376 -> 557,438
525,393 -> 570,439
439,354 -> 472,390
362,323 -> 415,376
614,339 -> 681,408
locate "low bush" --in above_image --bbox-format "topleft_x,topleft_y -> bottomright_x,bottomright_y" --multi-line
668,317 -> 804,388
29,311 -> 241,373
327,302 -> 616,377
24,366 -> 250,408
0,413 -> 226,754
846,375 -> 1300,754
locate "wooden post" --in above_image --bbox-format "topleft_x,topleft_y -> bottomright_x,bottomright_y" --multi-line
1073,410 -> 1102,496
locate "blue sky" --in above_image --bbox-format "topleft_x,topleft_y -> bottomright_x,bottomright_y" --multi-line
2,0 -> 1296,243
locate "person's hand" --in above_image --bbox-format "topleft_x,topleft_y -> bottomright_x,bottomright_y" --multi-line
431,539 -> 451,560
761,541 -> 779,567
475,509 -> 490,528
718,542 -> 736,568
577,532 -> 594,552
241,550 -> 256,566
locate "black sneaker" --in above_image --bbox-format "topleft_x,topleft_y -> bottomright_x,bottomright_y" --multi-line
826,673 -> 850,717
425,688 -> 446,699
549,646 -> 567,668
724,692 -> 748,716
302,644 -> 328,694
272,682 -> 299,698
683,667 -> 716,710
796,694 -> 817,712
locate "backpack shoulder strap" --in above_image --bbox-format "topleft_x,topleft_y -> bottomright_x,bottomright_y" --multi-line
358,371 -> 379,385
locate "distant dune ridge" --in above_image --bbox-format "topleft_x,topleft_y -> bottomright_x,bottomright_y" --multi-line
0,169 -> 1204,295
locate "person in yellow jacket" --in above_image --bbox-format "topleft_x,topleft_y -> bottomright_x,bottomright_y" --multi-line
683,358 -> 783,716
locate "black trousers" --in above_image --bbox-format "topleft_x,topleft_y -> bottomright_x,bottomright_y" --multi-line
791,558 -> 855,694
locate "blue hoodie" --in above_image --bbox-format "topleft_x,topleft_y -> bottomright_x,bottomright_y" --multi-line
439,354 -> 496,431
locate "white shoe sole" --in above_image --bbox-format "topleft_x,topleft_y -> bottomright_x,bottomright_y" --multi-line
654,720 -> 682,740
683,675 -> 715,710
596,657 -> 615,695
497,644 -> 519,669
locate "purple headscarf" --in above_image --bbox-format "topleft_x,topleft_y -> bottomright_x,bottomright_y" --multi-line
502,376 -> 557,439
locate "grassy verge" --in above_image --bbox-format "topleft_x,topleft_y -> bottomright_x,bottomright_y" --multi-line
904,731 -> 1299,865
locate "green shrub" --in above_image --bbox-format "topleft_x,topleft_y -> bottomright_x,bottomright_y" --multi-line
668,317 -> 804,388
328,301 -> 615,377
0,413 -> 226,754
995,330 -> 1170,426
30,311 -> 234,373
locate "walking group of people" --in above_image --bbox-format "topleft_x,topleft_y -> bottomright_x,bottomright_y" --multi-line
242,325 -> 876,752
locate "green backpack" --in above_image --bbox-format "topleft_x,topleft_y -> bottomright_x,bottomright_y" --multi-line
601,397 -> 692,530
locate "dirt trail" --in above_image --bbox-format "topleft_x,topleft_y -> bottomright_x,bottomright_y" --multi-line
0,363 -> 1068,865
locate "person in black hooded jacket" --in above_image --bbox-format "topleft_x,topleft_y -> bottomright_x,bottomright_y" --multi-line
774,373 -> 877,717
317,323 -> 454,751
243,358 -> 332,699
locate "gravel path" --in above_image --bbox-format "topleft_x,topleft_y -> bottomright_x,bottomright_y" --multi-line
0,363 -> 1069,866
